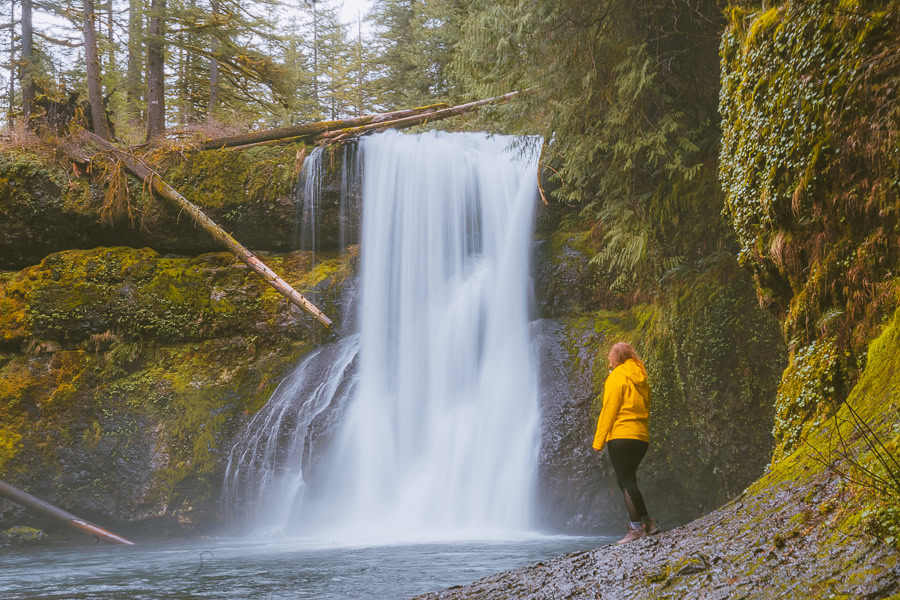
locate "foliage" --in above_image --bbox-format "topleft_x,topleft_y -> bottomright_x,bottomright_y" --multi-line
772,338 -> 841,458
452,0 -> 729,295
719,1 -> 900,355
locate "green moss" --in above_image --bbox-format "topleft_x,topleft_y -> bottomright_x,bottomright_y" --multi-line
771,338 -> 840,459
160,144 -> 305,215
0,246 -> 353,345
750,303 -> 900,550
0,426 -> 22,471
0,151 -> 95,220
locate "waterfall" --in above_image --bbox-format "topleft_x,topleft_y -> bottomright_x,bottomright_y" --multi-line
295,146 -> 324,254
226,131 -> 540,542
339,141 -> 362,252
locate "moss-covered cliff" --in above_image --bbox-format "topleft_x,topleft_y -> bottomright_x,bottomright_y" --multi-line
534,222 -> 785,531
0,245 -> 355,535
720,0 -> 900,460
0,143 -> 357,270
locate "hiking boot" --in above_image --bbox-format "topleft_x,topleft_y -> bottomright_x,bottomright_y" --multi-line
642,517 -> 660,536
616,525 -> 646,545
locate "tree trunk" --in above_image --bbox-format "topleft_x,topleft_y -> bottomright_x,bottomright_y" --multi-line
199,102 -> 451,150
105,0 -> 114,90
200,92 -> 520,151
0,480 -> 134,545
177,38 -> 185,124
313,93 -> 520,144
126,0 -> 143,120
7,0 -> 14,129
83,0 -> 111,139
72,130 -> 334,328
312,2 -> 318,109
207,0 -> 218,120
146,0 -> 166,140
21,0 -> 33,122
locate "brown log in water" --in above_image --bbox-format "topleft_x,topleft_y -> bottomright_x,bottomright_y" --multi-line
0,480 -> 134,545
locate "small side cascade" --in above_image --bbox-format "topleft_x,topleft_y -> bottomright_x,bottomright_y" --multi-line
223,335 -> 361,535
294,146 -> 325,256
339,141 -> 362,252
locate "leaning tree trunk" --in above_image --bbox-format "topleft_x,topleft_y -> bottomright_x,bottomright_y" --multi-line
146,0 -> 166,140
70,129 -> 334,328
199,102 -> 450,150
83,0 -> 111,139
0,480 -> 134,545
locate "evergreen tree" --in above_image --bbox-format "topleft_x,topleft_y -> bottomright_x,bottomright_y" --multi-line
369,0 -> 462,109
453,0 -> 725,293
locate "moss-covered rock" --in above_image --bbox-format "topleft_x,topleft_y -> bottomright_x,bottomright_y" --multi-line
0,246 -> 355,535
535,261 -> 785,531
0,246 -> 354,347
0,143 -> 359,269
719,1 -> 900,458
0,526 -> 51,547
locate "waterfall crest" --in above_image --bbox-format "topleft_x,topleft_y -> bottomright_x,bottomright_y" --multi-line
226,131 -> 540,542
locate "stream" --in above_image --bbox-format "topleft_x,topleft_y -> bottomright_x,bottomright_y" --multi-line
0,536 -> 611,599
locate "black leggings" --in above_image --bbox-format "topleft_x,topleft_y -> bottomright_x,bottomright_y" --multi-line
607,438 -> 650,522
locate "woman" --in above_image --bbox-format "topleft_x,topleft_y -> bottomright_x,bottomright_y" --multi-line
592,341 -> 659,544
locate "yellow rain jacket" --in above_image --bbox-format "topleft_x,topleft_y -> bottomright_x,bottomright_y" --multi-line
592,358 -> 650,451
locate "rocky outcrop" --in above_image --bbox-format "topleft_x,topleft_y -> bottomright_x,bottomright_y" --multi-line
532,239 -> 785,532
0,143 -> 360,270
0,246 -> 356,537
0,526 -> 51,547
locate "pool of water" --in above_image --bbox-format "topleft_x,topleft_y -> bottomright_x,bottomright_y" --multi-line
0,535 -> 612,599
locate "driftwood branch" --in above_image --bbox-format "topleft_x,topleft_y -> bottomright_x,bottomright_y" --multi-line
0,480 -> 134,545
68,129 -> 334,328
200,92 -> 520,151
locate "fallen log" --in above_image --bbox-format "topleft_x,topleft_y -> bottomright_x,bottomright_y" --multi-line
0,480 -> 134,545
199,102 -> 450,150
69,129 -> 334,328
202,92 -> 520,151
314,91 -> 520,145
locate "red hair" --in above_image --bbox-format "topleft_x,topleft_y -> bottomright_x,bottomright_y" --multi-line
609,342 -> 640,367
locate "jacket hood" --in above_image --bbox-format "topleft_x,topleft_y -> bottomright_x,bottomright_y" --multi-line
615,358 -> 648,384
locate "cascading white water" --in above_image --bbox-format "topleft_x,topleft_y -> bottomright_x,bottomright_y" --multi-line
226,130 -> 540,542
295,146 -> 325,253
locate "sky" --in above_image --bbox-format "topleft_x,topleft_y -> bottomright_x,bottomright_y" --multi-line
337,0 -> 374,26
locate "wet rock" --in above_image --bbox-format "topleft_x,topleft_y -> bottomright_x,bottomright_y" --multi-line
0,526 -> 50,547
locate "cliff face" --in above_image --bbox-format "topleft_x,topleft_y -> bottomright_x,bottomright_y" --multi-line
0,246 -> 355,536
532,226 -> 784,532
